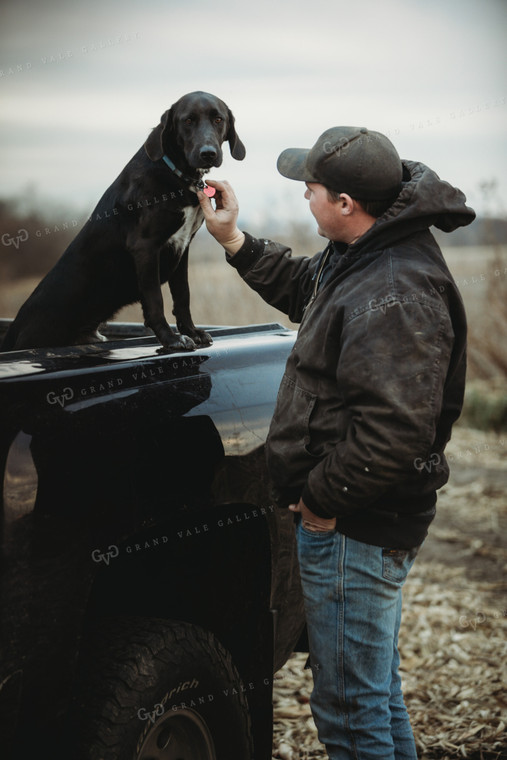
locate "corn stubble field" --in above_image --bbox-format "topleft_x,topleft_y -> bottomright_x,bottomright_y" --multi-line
1,226 -> 506,759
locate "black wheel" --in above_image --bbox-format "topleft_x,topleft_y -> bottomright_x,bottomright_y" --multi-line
69,617 -> 254,760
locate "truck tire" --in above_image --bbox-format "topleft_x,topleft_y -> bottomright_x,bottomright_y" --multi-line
70,617 -> 254,760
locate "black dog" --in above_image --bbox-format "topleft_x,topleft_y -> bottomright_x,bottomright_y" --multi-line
1,91 -> 245,352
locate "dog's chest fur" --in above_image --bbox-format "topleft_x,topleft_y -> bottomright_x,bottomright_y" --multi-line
166,205 -> 204,258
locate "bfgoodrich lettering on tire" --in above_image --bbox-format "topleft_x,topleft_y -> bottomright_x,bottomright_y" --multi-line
69,617 -> 254,760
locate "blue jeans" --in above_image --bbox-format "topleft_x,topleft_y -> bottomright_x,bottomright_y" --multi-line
295,519 -> 419,760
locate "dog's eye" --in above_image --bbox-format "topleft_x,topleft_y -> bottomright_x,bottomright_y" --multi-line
214,117 -> 223,124
184,118 -> 193,126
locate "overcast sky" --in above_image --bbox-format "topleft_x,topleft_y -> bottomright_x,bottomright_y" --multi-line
1,0 -> 506,228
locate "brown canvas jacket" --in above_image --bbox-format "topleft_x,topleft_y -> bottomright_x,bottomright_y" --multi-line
228,160 -> 475,548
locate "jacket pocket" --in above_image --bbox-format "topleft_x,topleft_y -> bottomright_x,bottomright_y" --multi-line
267,374 -> 319,486
272,374 -> 317,447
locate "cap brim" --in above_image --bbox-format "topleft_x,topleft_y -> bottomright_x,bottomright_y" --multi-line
276,148 -> 318,182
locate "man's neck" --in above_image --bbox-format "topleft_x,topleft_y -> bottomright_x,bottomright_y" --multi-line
346,215 -> 376,245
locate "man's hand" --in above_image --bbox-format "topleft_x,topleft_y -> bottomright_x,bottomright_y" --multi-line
289,498 -> 337,532
197,180 -> 245,255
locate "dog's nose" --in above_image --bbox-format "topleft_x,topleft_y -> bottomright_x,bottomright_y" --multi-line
199,146 -> 218,162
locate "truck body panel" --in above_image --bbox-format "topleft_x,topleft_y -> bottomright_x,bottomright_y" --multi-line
0,320 -> 306,758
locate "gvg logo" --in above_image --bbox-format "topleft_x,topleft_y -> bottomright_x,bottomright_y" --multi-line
368,295 -> 398,314
459,612 -> 486,630
322,135 -> 353,156
91,545 -> 120,565
138,703 -> 164,724
46,387 -> 74,407
413,453 -> 441,473
2,229 -> 29,249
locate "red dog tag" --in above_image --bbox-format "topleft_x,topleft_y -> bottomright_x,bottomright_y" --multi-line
203,184 -> 216,198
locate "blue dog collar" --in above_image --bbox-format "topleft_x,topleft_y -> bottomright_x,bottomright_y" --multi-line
162,155 -> 206,192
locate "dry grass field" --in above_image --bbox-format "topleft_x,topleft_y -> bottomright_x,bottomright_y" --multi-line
3,237 -> 504,336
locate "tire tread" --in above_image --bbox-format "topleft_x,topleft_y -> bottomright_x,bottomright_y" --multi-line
71,617 -> 253,760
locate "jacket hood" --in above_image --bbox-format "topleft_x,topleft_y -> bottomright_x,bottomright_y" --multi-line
353,160 -> 476,252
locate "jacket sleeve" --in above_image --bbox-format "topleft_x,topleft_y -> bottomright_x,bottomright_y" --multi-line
227,232 -> 321,323
301,299 -> 455,518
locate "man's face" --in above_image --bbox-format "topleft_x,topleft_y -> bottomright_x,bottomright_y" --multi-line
304,182 -> 344,240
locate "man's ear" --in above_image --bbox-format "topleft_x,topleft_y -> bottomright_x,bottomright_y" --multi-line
225,107 -> 246,161
144,109 -> 174,161
340,193 -> 355,215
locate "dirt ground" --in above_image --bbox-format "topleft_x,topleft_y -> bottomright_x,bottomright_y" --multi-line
272,425 -> 507,760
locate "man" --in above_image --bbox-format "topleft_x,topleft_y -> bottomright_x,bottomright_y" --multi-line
197,126 -> 475,759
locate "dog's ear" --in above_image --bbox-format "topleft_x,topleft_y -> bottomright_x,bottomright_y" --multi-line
144,109 -> 174,161
226,108 -> 246,161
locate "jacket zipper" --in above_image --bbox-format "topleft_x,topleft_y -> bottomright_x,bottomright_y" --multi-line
302,245 -> 333,318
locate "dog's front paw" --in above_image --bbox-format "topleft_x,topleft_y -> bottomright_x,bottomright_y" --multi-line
185,328 -> 213,347
159,333 -> 196,352
177,334 -> 197,350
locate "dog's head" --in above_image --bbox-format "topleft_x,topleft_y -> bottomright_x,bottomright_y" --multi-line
144,91 -> 246,171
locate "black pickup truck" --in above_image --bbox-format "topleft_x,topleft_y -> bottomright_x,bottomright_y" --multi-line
0,319 -> 306,760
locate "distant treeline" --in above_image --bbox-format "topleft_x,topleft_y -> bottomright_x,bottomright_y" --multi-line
0,197 -> 86,281
433,216 -> 507,247
0,195 -> 506,282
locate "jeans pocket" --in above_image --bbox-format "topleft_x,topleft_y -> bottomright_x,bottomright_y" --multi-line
382,546 -> 418,583
300,522 -> 336,537
297,518 -> 336,542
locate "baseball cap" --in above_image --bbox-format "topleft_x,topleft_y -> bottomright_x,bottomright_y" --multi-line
277,126 -> 403,200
